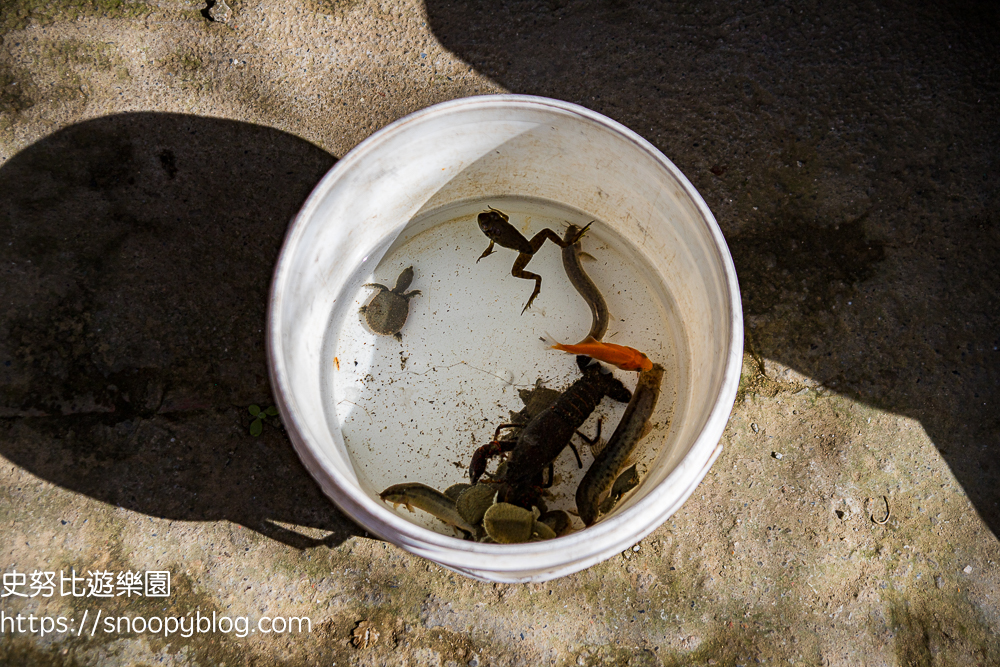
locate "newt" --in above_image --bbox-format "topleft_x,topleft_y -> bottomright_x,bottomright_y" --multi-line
598,464 -> 640,515
576,364 -> 664,526
562,223 -> 609,343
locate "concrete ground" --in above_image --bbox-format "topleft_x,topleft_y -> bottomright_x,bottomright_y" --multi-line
2,0 -> 999,665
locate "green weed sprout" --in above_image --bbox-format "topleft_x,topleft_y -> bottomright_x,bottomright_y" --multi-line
248,404 -> 279,436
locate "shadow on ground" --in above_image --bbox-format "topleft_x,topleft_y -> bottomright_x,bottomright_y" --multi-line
426,0 -> 1000,532
0,113 -> 362,549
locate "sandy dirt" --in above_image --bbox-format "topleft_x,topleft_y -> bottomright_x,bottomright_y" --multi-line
1,0 -> 999,665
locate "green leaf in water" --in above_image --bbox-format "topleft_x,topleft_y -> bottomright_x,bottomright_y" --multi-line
250,418 -> 263,436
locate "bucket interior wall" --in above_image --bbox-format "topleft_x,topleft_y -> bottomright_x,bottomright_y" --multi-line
326,197 -> 682,532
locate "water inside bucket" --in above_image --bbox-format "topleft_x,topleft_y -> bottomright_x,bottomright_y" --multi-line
323,196 -> 683,535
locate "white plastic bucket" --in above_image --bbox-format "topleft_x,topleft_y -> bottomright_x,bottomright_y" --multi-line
268,95 -> 743,582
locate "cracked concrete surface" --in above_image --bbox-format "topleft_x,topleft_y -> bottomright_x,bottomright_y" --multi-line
1,0 -> 999,665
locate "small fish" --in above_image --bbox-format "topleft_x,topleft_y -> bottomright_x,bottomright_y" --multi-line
549,335 -> 653,372
380,483 -> 475,535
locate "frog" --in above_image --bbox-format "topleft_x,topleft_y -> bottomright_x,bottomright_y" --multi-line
359,266 -> 421,340
476,207 -> 592,314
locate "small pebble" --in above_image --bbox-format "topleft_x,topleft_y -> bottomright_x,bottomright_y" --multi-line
772,451 -> 783,460
468,656 -> 480,667
964,565 -> 973,574
207,0 -> 231,22
632,544 -> 640,552
751,423 -> 759,433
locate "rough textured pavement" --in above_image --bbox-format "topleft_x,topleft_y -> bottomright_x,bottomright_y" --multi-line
1,0 -> 999,665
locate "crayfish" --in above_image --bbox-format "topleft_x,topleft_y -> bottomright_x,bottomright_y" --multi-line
469,355 -> 632,509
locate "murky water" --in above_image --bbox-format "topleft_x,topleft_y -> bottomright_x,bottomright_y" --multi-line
323,196 -> 683,535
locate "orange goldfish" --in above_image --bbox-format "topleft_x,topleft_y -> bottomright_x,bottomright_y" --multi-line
549,336 -> 653,372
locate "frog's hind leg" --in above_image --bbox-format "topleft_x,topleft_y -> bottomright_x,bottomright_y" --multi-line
511,252 -> 543,314
526,228 -> 568,252
514,227 -> 586,313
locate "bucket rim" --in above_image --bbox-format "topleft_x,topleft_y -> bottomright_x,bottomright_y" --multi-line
267,94 -> 744,580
